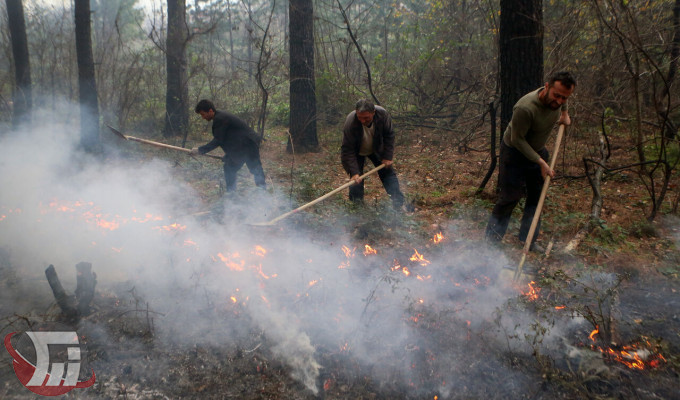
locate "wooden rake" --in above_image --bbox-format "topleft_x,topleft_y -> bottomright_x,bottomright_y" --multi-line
513,124 -> 566,281
106,124 -> 223,160
249,164 -> 386,226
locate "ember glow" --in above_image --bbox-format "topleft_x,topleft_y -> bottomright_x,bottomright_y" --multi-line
338,245 -> 356,269
217,252 -> 246,271
252,245 -> 268,257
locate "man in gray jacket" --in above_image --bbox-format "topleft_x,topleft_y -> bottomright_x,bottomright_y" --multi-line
341,99 -> 405,209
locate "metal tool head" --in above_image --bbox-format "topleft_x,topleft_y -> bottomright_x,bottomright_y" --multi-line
106,124 -> 128,140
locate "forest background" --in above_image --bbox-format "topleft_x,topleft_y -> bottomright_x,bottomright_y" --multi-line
1,0 -> 680,309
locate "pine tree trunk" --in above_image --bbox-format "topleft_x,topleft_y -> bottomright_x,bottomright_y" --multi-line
74,0 -> 100,152
164,0 -> 189,138
499,0 -> 544,136
288,0 -> 319,153
5,0 -> 32,126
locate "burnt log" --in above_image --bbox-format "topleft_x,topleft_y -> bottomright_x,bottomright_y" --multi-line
45,262 -> 97,321
75,261 -> 96,316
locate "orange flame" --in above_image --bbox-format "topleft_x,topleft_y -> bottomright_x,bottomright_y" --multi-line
523,281 -> 540,301
252,245 -> 267,257
391,259 -> 402,271
589,326 -> 599,342
433,232 -> 444,244
591,337 -> 666,370
97,219 -> 121,231
153,222 -> 186,232
341,245 -> 356,258
309,280 -> 319,287
338,245 -> 356,269
363,244 -> 377,256
216,252 -> 245,271
252,264 -> 270,279
409,249 -> 430,266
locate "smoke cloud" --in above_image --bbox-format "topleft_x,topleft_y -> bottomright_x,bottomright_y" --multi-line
0,103 -> 577,397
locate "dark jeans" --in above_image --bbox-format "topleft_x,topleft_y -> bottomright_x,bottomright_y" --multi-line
485,142 -> 548,243
223,143 -> 266,192
348,153 -> 405,207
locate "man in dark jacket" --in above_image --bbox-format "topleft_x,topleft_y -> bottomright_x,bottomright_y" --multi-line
341,99 -> 405,209
191,99 -> 266,192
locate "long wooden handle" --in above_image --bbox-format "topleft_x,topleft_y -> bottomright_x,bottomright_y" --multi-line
125,136 -> 223,160
107,124 -> 223,160
514,124 -> 566,281
260,164 -> 387,225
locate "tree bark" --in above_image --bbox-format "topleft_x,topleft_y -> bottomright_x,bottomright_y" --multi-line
499,0 -> 544,136
74,0 -> 101,151
287,0 -> 319,153
164,0 -> 189,138
5,0 -> 32,126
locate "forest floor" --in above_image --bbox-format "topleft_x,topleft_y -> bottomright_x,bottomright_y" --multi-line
1,124 -> 679,399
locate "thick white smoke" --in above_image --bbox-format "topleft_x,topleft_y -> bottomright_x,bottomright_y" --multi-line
0,103 -> 569,397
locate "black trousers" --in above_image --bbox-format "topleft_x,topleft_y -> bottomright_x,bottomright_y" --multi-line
348,153 -> 405,207
485,142 -> 548,243
223,142 -> 266,192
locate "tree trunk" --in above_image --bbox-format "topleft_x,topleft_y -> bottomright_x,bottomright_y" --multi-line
287,0 -> 319,153
5,0 -> 32,126
74,0 -> 101,152
164,0 -> 189,138
499,0 -> 544,136
227,1 -> 235,72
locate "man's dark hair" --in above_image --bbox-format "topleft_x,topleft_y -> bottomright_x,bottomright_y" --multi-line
548,71 -> 576,89
355,99 -> 375,113
195,99 -> 216,113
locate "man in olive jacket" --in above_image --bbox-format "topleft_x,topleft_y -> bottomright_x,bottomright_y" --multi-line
485,72 -> 576,250
192,99 -> 266,192
341,99 -> 405,209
